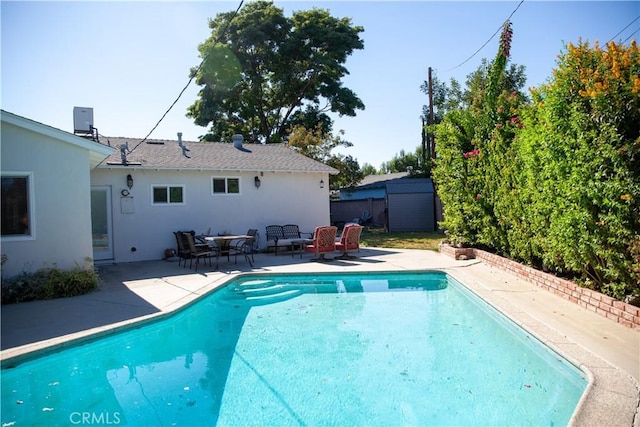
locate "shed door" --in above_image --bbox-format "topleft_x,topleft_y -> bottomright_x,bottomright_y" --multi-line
91,186 -> 114,260
387,193 -> 434,232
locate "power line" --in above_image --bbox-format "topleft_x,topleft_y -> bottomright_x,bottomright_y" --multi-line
444,0 -> 525,73
623,30 -> 638,44
608,16 -> 639,43
129,0 -> 245,153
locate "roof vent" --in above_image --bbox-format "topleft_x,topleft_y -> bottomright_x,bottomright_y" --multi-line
232,134 -> 244,149
177,132 -> 190,158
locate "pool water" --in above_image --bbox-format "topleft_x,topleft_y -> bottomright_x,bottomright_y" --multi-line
1,271 -> 587,426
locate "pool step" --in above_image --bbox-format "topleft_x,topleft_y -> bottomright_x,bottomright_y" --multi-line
244,289 -> 303,306
236,284 -> 292,297
222,281 -> 303,306
233,279 -> 275,290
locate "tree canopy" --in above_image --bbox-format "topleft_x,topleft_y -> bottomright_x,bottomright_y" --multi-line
287,124 -> 363,189
187,0 -> 365,144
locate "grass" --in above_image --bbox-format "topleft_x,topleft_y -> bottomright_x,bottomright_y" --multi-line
360,228 -> 446,251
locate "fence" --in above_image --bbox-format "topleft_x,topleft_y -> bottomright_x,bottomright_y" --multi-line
330,198 -> 386,228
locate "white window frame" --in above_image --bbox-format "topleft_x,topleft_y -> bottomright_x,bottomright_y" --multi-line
1,171 -> 36,241
151,184 -> 185,205
211,176 -> 241,195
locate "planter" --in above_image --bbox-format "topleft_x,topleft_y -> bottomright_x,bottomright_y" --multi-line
438,242 -> 475,260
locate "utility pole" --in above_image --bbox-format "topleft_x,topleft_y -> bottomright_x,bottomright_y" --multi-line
427,66 -> 440,231
428,67 -> 435,159
421,116 -> 426,169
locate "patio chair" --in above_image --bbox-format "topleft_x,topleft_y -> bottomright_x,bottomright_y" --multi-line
353,210 -> 372,226
183,232 -> 217,271
230,229 -> 257,266
265,225 -> 284,255
282,224 -> 302,239
335,224 -> 363,259
304,226 -> 338,261
174,231 -> 190,267
174,230 -> 208,268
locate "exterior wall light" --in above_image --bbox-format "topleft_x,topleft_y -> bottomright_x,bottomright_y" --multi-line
126,174 -> 134,189
320,179 -> 325,189
254,176 -> 261,188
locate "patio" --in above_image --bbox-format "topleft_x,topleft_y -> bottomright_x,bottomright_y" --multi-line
1,247 -> 638,426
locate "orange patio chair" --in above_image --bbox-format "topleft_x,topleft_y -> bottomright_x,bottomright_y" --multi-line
304,226 -> 338,261
335,224 -> 363,259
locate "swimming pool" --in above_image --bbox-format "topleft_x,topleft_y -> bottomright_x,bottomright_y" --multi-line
1,271 -> 587,426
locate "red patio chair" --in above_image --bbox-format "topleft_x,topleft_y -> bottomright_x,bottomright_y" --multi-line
304,226 -> 337,261
335,224 -> 363,259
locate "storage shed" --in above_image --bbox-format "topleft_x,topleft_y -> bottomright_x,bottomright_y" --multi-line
386,178 -> 435,232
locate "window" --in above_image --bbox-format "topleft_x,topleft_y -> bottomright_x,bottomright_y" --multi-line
152,185 -> 184,205
1,173 -> 33,238
212,177 -> 240,194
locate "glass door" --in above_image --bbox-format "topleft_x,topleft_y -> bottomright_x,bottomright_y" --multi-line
91,186 -> 113,261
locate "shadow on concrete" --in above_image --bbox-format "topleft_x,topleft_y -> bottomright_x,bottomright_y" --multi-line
1,270 -> 161,350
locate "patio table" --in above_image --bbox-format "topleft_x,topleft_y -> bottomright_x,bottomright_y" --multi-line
289,238 -> 308,259
203,235 -> 252,263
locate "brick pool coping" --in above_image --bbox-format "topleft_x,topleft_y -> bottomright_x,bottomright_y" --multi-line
439,243 -> 640,329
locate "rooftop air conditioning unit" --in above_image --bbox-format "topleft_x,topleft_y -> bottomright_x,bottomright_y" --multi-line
73,107 -> 94,134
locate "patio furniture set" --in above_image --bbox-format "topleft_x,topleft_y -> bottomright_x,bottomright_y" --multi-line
173,224 -> 363,271
268,223 -> 364,261
173,230 -> 256,271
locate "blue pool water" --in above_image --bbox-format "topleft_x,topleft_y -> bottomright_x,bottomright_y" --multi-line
1,271 -> 587,426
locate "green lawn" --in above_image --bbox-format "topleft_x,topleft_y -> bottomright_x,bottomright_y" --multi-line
359,228 -> 446,251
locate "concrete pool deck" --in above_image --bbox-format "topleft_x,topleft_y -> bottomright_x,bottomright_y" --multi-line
1,247 -> 638,426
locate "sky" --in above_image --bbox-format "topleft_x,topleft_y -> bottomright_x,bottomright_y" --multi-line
2,1 -> 639,169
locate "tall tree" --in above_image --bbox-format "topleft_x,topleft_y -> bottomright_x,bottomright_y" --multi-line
187,1 -> 365,143
381,149 -> 423,175
287,124 -> 363,189
360,163 -> 378,176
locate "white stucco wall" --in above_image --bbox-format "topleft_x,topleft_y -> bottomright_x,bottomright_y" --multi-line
1,122 -> 95,277
90,168 -> 331,263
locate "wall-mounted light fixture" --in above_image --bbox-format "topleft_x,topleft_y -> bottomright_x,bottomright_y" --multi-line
320,179 -> 325,189
254,176 -> 261,189
126,174 -> 134,189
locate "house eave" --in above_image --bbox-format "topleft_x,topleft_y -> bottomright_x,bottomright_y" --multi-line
1,110 -> 115,168
98,165 -> 338,174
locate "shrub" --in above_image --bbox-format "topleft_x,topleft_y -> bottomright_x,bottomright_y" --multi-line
434,32 -> 640,300
1,267 -> 99,304
515,40 -> 640,300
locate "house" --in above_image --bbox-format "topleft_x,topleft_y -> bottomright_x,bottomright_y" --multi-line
331,173 -> 436,232
0,110 -> 115,278
91,135 -> 338,263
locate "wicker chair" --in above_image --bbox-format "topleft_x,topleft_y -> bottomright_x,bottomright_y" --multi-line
173,231 -> 208,267
183,232 -> 217,271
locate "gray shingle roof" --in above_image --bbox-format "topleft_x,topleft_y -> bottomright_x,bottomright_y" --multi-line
98,137 -> 338,174
386,178 -> 434,194
341,173 -> 433,192
358,172 -> 409,187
